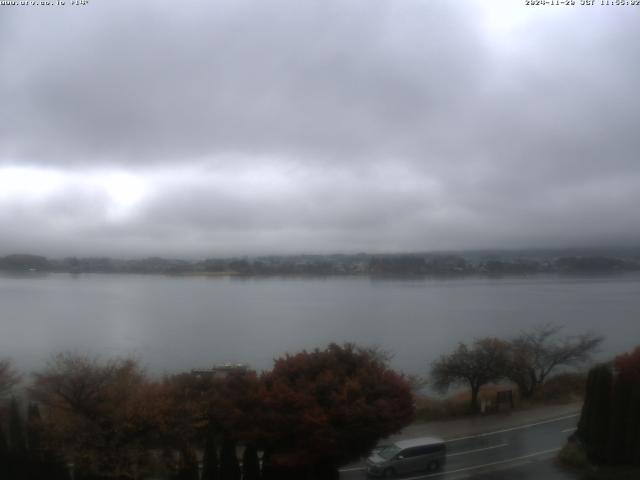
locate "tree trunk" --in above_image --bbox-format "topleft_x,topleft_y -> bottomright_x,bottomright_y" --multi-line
219,435 -> 240,480
0,429 -> 9,480
578,364 -> 613,464
241,444 -> 260,480
515,372 -> 537,399
470,385 -> 480,414
201,425 -> 218,480
260,450 -> 273,480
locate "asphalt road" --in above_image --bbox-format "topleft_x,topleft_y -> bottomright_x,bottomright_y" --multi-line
339,414 -> 580,480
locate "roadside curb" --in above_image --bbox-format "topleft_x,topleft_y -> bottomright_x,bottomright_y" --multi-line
392,402 -> 582,443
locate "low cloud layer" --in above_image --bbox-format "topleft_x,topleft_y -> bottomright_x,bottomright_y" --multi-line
1,1 -> 639,257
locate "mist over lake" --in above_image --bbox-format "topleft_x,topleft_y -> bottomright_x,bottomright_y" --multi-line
2,272 -> 639,376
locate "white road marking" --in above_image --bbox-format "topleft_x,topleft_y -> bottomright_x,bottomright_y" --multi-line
561,427 -> 577,433
339,466 -> 365,472
446,413 -> 579,442
447,442 -> 508,457
404,447 -> 561,479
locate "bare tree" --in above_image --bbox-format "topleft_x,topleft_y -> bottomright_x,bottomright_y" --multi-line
29,352 -> 155,478
431,338 -> 509,413
359,345 -> 395,365
0,359 -> 20,398
506,324 -> 603,399
30,352 -> 140,420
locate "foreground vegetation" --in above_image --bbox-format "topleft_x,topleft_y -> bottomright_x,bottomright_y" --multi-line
557,346 -> 640,474
0,344 -> 414,480
0,326 -> 628,479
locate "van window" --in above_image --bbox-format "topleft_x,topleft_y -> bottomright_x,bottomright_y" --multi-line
423,444 -> 445,454
378,445 -> 401,460
402,444 -> 445,457
401,447 -> 424,458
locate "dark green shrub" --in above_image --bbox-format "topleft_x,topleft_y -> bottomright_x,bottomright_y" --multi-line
558,443 -> 589,469
219,435 -> 240,480
241,444 -> 260,480
201,426 -> 218,480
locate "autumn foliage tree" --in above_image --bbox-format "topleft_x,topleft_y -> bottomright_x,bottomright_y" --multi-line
209,370 -> 263,443
614,346 -> 640,384
30,353 -> 159,479
158,371 -> 215,449
258,343 -> 414,479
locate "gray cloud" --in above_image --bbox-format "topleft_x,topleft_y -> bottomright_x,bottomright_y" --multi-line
1,0 -> 485,164
1,1 -> 640,256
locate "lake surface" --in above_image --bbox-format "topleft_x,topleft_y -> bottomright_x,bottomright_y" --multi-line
1,272 -> 639,376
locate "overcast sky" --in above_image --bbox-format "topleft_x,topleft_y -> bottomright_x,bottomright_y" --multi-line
1,0 -> 639,258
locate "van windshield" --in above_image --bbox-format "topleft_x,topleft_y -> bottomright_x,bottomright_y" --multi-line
377,445 -> 401,460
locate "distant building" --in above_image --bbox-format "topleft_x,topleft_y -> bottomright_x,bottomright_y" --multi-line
190,363 -> 248,380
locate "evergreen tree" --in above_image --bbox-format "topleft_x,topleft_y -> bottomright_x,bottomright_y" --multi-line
626,381 -> 640,465
578,349 -> 640,466
241,444 -> 260,480
219,435 -> 240,480
578,363 -> 612,462
608,376 -> 631,464
177,447 -> 198,480
0,427 -> 10,480
26,403 -> 45,480
26,402 -> 42,453
8,397 -> 26,455
260,449 -> 273,480
7,397 -> 26,480
588,364 -> 612,463
201,426 -> 218,480
577,365 -> 597,440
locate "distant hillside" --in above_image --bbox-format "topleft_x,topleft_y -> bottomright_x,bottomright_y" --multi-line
0,254 -> 50,271
1,248 -> 639,277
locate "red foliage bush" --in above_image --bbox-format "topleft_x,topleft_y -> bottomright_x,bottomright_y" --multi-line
614,346 -> 640,383
260,343 -> 414,469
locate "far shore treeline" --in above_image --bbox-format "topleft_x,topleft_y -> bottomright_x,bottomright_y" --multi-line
2,248 -> 640,276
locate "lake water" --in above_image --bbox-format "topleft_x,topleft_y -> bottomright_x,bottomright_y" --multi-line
1,272 -> 639,376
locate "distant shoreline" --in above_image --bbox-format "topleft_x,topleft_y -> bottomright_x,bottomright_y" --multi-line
2,251 -> 640,277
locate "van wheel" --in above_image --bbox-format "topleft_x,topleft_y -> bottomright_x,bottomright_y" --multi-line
382,467 -> 396,478
427,460 -> 440,472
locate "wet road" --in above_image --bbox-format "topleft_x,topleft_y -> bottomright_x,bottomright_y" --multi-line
339,414 -> 580,480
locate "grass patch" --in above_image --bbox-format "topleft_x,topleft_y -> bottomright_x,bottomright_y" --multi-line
583,467 -> 640,480
414,384 -> 517,421
556,442 -> 640,480
557,442 -> 590,470
414,373 -> 586,422
533,372 -> 586,404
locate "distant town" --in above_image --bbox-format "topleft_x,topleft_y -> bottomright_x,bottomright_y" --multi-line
2,248 -> 640,276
